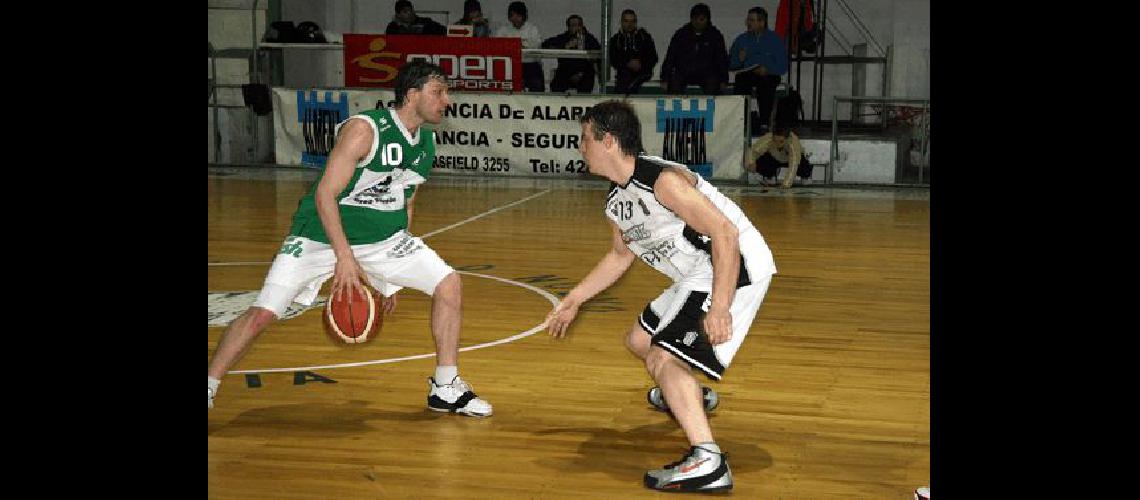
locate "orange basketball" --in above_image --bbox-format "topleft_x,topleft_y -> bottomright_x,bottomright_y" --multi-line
323,286 -> 383,344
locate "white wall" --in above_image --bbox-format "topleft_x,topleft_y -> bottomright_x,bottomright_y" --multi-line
889,0 -> 929,99
208,0 -> 272,163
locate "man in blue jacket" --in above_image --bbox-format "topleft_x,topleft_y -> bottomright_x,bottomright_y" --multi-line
729,7 -> 788,134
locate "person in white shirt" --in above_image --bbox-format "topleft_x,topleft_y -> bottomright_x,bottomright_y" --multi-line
746,123 -> 814,187
493,1 -> 544,92
546,100 -> 777,492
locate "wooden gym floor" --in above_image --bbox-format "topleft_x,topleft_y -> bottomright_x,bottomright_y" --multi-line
208,167 -> 930,499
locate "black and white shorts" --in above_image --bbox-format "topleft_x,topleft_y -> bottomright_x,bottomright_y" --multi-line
638,274 -> 772,380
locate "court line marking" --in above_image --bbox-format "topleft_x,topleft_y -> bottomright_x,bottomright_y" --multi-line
226,271 -> 559,374
208,189 -> 551,267
420,189 -> 551,239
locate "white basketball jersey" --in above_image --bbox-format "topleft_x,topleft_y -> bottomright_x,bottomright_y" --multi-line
604,155 -> 777,289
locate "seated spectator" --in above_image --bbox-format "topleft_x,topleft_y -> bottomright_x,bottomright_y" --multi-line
660,3 -> 729,95
458,0 -> 491,38
386,0 -> 446,35
542,15 -> 602,93
747,122 -> 813,187
609,9 -> 658,95
494,1 -> 544,92
729,7 -> 788,135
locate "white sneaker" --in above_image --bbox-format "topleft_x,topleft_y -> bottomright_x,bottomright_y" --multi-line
208,387 -> 215,409
914,486 -> 930,500
644,446 -> 733,492
427,376 -> 493,417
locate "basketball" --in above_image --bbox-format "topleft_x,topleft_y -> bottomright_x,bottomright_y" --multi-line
323,286 -> 383,344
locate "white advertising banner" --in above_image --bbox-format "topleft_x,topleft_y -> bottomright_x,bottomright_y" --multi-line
273,89 -> 746,180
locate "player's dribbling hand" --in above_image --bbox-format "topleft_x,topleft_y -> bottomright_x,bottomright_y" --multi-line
545,300 -> 581,339
331,255 -> 367,304
703,307 -> 733,345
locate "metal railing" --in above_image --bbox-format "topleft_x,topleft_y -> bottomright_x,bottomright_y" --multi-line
830,95 -> 929,185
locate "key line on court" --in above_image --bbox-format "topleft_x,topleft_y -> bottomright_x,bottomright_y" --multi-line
208,189 -> 553,267
225,271 -> 560,374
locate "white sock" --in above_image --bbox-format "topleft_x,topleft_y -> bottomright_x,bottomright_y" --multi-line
697,442 -> 721,454
208,377 -> 220,394
434,366 -> 458,384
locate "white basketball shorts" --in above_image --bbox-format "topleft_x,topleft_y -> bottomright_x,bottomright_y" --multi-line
252,230 -> 454,317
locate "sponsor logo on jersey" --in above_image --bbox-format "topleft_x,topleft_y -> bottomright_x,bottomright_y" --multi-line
640,239 -> 677,266
352,175 -> 395,205
622,223 -> 651,243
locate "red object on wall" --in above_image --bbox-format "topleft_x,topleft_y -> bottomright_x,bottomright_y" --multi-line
343,34 -> 522,92
775,0 -> 815,53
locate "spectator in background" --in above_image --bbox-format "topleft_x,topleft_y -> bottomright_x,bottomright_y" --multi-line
543,15 -> 602,93
609,9 -> 658,95
660,3 -> 729,95
494,1 -> 544,92
458,0 -> 491,38
747,122 -> 813,187
386,0 -> 447,35
729,7 -> 788,134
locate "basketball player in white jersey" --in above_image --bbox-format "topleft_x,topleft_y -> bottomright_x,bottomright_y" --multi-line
546,100 -> 776,492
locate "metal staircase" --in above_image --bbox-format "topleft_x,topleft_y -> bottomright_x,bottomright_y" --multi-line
785,0 -> 890,126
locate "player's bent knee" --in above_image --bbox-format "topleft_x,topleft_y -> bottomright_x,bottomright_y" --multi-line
432,272 -> 462,302
645,346 -> 671,375
246,307 -> 278,332
646,346 -> 689,379
626,325 -> 650,356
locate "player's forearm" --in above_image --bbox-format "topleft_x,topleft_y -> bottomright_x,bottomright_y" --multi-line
709,224 -> 740,312
783,142 -> 802,186
781,158 -> 798,186
315,189 -> 354,258
564,250 -> 636,306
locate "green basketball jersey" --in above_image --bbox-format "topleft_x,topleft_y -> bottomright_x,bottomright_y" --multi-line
289,108 -> 436,245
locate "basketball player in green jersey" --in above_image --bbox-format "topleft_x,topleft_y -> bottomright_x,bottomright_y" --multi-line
208,61 -> 493,417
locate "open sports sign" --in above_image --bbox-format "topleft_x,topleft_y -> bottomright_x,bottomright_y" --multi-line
344,34 -> 522,92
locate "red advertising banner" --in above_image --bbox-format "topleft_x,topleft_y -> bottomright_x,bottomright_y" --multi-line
344,34 -> 522,92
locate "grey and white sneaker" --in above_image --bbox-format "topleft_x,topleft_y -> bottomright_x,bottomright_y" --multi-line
427,376 -> 493,417
208,387 -> 215,409
647,386 -> 719,413
644,446 -> 733,492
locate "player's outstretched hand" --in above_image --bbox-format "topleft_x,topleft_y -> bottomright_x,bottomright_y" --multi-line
545,300 -> 581,339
